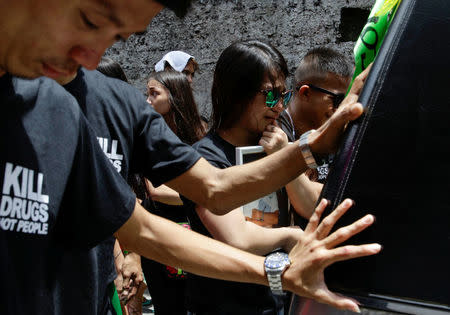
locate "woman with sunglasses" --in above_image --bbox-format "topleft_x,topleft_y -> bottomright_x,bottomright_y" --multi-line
184,40 -> 321,315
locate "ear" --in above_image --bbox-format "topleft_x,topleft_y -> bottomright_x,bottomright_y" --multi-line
297,85 -> 310,99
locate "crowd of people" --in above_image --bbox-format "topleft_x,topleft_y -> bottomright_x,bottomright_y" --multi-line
0,1 -> 381,315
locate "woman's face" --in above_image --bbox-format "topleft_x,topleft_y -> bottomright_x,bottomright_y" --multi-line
147,79 -> 171,115
182,60 -> 196,84
238,72 -> 287,135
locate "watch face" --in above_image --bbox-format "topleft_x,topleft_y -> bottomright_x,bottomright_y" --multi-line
265,252 -> 290,270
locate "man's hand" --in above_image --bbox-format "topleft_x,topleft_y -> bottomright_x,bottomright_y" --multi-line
259,122 -> 289,155
283,198 -> 381,313
308,65 -> 372,155
113,241 -> 125,298
114,260 -> 125,298
120,252 -> 144,303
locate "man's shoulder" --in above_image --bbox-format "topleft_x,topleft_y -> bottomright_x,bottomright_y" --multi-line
11,76 -> 82,122
67,68 -> 156,131
193,132 -> 230,153
77,68 -> 147,107
14,76 -> 78,104
192,132 -> 215,150
277,110 -> 296,142
277,110 -> 289,125
193,133 -> 234,168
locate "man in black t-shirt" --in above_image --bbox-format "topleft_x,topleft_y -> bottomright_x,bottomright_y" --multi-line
59,67 -> 204,311
0,74 -> 137,314
0,1 -> 381,314
277,48 -> 353,227
278,47 -> 353,184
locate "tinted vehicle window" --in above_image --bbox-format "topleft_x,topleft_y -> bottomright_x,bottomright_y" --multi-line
291,0 -> 450,313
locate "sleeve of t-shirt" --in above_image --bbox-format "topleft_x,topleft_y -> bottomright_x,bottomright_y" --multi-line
180,138 -> 230,207
277,113 -> 296,142
194,145 -> 227,169
132,103 -> 201,187
57,114 -> 136,248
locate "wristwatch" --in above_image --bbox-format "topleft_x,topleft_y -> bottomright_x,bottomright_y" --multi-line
299,129 -> 318,169
299,129 -> 329,169
264,251 -> 291,295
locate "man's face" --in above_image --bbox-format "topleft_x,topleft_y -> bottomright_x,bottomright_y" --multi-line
295,73 -> 350,130
238,73 -> 287,136
0,0 -> 163,79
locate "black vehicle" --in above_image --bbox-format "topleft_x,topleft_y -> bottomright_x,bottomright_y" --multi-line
289,0 -> 450,314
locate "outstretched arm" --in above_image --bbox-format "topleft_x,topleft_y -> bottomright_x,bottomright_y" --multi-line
115,197 -> 380,313
166,66 -> 370,214
196,204 -> 302,256
116,202 -> 266,286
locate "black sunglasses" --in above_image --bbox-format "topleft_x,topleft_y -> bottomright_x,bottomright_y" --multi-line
296,84 -> 345,109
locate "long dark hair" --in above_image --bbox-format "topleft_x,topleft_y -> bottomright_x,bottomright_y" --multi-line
148,70 -> 205,145
211,40 -> 288,132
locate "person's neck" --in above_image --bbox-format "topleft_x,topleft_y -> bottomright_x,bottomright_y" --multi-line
287,105 -> 309,137
0,69 -> 5,78
56,72 -> 78,85
218,126 -> 259,147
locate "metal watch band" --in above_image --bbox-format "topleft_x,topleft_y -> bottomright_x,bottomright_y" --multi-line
299,129 -> 318,169
267,272 -> 284,295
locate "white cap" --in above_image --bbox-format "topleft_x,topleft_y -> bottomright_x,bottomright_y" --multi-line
155,51 -> 194,72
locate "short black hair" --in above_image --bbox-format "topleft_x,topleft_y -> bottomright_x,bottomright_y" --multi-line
294,47 -> 353,86
156,0 -> 192,18
96,57 -> 128,83
211,40 -> 288,132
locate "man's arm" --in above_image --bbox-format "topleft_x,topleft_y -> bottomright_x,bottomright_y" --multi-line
285,174 -> 322,219
146,179 -> 183,206
113,239 -> 125,297
116,202 -> 266,286
259,125 -> 322,219
166,66 -> 369,214
196,205 -> 302,256
115,198 -> 380,313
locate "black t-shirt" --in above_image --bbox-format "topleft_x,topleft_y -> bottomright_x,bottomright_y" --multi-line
185,132 -> 288,313
64,68 -> 201,184
62,69 -> 201,311
0,74 -> 136,314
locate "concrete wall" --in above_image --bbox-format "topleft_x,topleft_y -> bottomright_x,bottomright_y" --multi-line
106,0 -> 374,117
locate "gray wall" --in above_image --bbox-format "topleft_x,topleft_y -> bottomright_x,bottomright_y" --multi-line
106,0 -> 374,117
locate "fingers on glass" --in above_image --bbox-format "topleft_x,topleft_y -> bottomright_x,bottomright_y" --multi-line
305,198 -> 328,233
316,198 -> 353,239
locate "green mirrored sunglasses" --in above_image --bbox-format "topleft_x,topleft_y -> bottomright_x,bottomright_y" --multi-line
260,89 -> 293,108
